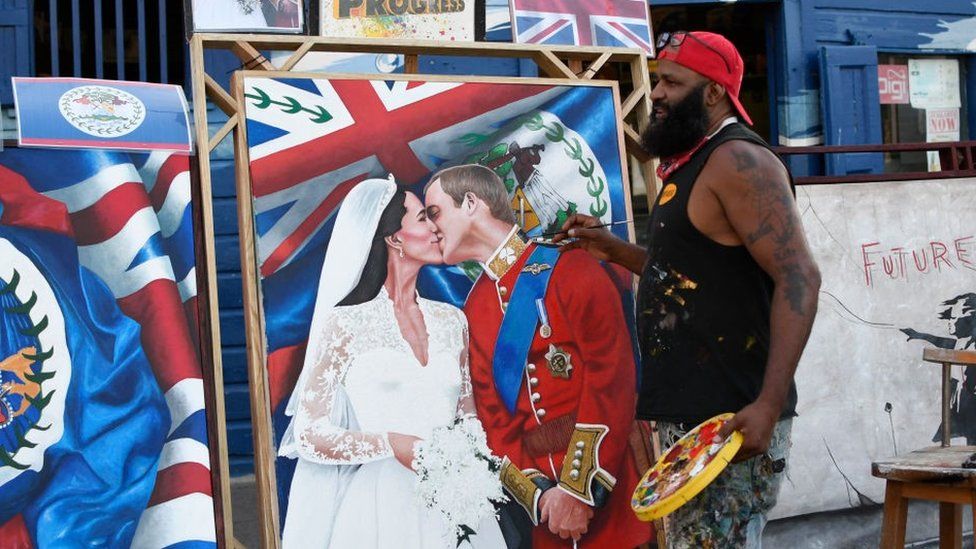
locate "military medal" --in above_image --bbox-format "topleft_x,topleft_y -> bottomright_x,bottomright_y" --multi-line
545,344 -> 572,379
535,298 -> 552,339
522,263 -> 552,276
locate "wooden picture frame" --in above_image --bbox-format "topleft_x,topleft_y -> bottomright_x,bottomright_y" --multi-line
187,34 -> 661,548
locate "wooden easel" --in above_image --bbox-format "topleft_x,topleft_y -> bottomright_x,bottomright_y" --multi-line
188,34 -> 661,549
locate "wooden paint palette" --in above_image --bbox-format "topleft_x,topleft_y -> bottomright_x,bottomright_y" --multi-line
631,413 -> 743,521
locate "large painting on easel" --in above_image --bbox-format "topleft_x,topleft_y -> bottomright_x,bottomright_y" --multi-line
0,148 -> 222,546
235,73 -> 655,547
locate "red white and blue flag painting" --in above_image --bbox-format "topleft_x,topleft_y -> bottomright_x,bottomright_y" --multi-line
240,75 -> 637,522
509,0 -> 654,54
13,78 -> 193,153
0,149 -> 217,547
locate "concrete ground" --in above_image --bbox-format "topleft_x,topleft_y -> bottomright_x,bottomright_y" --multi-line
227,475 -> 973,548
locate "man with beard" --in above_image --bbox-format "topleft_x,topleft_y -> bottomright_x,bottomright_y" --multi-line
424,164 -> 652,548
557,32 -> 821,547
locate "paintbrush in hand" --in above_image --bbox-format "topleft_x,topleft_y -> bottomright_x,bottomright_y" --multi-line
529,219 -> 633,244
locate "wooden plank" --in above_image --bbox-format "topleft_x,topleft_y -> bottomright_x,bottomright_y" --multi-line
137,0 -> 147,81
278,40 -> 314,71
534,50 -> 577,79
873,446 -> 976,484
71,0 -> 80,76
94,0 -> 103,79
205,74 -> 239,116
237,68 -> 621,91
621,88 -> 644,119
189,35 -> 236,549
49,0 -> 59,76
209,117 -> 237,153
901,483 -> 974,505
582,52 -> 613,80
972,490 -> 976,549
879,481 -> 908,549
199,33 -> 641,58
627,53 -> 658,212
939,502 -> 962,549
114,0 -> 124,79
405,53 -> 419,74
568,58 -> 584,76
624,125 -> 644,157
923,347 -> 976,366
158,0 -> 168,83
230,70 -> 281,549
231,40 -> 275,71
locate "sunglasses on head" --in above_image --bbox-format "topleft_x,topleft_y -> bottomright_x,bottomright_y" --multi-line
655,31 -> 732,73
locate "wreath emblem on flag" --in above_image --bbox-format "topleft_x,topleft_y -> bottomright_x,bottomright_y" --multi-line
58,85 -> 146,138
0,239 -> 70,483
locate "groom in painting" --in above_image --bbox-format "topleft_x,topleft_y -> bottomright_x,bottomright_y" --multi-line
424,164 -> 652,548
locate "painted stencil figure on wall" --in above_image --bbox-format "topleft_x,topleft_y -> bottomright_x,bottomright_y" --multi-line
238,73 -> 652,547
901,293 -> 976,444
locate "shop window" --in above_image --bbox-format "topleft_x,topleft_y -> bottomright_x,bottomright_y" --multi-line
878,53 -> 969,172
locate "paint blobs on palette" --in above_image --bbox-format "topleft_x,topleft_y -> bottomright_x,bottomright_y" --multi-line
632,414 -> 742,520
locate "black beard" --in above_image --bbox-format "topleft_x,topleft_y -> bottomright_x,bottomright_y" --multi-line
641,85 -> 710,158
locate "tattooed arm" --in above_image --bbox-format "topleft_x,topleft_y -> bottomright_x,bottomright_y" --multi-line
703,140 -> 821,461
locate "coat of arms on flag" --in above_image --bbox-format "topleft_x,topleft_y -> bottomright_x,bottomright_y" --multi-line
13,78 -> 193,153
509,0 -> 654,54
236,73 -> 637,531
0,148 -> 220,547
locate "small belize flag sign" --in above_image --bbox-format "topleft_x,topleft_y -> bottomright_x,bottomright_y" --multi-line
13,77 -> 193,153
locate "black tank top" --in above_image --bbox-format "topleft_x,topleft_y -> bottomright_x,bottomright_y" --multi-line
635,123 -> 798,424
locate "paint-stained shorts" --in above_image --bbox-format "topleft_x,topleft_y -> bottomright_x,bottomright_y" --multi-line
657,419 -> 793,549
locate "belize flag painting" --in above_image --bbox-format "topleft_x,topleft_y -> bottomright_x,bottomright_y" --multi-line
13,78 -> 193,154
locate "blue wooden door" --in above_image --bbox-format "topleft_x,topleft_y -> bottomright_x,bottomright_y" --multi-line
0,0 -> 32,105
819,45 -> 883,175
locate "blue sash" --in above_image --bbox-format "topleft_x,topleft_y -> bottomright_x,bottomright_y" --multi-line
492,245 -> 561,414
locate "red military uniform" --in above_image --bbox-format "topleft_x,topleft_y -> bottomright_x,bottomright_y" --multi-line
465,228 -> 652,549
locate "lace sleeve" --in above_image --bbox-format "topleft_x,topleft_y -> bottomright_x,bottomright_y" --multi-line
456,312 -> 477,420
293,312 -> 394,464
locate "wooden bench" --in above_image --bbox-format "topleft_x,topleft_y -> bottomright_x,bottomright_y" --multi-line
872,348 -> 976,548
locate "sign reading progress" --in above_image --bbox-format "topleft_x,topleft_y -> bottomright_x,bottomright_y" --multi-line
319,0 -> 474,40
335,0 -> 466,18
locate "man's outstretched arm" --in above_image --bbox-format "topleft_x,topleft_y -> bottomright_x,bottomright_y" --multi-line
555,214 -> 648,274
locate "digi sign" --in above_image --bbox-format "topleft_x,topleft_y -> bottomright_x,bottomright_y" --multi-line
878,65 -> 910,105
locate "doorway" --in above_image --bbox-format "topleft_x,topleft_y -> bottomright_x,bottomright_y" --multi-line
650,3 -> 777,143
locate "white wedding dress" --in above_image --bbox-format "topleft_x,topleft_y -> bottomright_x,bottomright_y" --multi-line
280,287 -> 505,549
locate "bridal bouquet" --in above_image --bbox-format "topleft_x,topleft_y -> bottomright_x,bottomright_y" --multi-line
412,416 -> 508,545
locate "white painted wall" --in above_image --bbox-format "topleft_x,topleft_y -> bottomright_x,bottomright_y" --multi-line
773,177 -> 976,519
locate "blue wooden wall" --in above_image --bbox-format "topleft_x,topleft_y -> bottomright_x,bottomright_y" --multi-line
0,0 -> 31,104
771,0 -> 976,174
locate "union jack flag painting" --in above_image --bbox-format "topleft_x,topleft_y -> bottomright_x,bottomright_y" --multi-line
0,148 -> 219,547
239,75 -> 636,525
510,0 -> 654,54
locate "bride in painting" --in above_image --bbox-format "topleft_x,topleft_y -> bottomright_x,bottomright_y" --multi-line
278,177 -> 505,548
